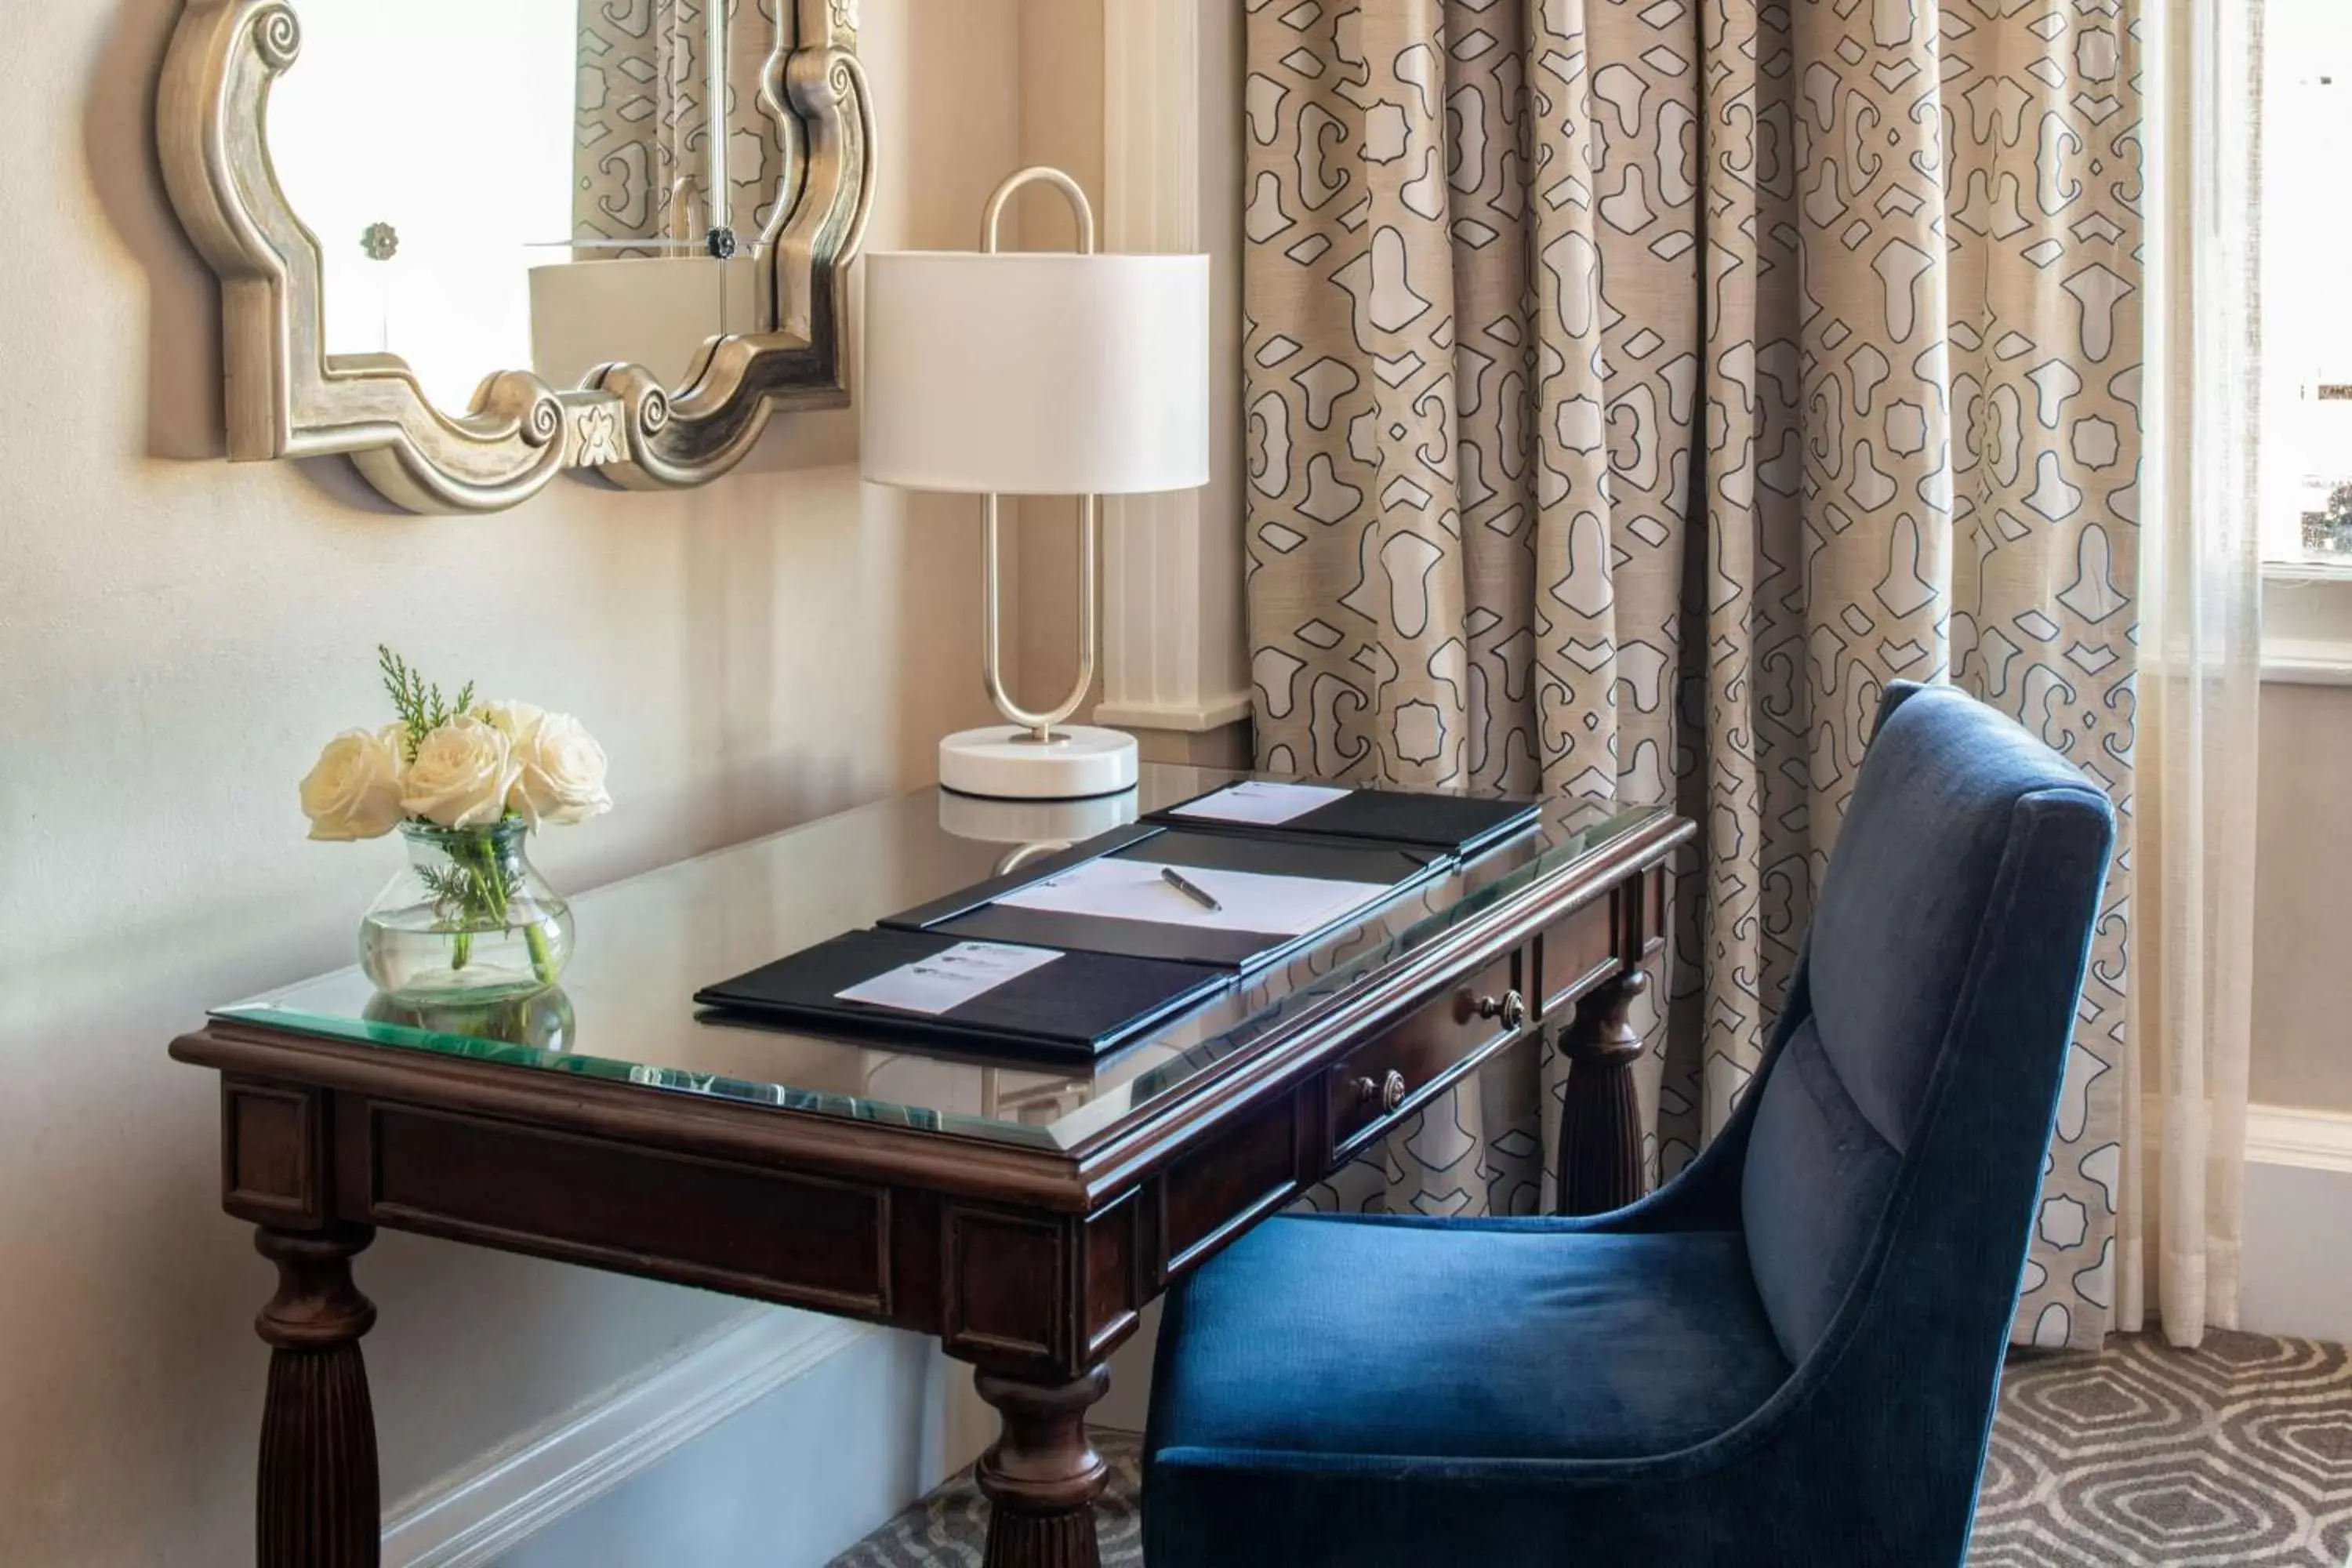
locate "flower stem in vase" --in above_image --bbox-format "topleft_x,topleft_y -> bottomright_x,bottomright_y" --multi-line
452,930 -> 474,971
525,920 -> 557,986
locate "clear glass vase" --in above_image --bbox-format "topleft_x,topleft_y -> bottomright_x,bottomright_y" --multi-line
360,820 -> 574,1004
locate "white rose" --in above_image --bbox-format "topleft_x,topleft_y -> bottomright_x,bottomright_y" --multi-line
509,711 -> 612,827
400,717 -> 521,829
299,728 -> 408,841
470,699 -> 544,742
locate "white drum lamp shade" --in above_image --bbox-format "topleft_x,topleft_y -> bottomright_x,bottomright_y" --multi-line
860,252 -> 1210,496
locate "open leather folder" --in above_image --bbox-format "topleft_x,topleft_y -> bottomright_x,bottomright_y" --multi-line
1145,779 -> 1541,858
878,824 -> 1444,972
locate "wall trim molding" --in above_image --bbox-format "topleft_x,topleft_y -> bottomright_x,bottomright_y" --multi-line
2137,1099 -> 2352,1174
2245,1102 -> 2352,1174
2259,637 -> 2352,686
382,1311 -> 875,1568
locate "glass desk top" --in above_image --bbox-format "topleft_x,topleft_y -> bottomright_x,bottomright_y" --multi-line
217,768 -> 1663,1151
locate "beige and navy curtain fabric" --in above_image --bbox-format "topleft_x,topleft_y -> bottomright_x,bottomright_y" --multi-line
1254,0 -> 2140,1349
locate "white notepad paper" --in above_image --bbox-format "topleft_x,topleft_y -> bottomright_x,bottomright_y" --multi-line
834,942 -> 1060,1015
994,859 -> 1388,936
1167,780 -> 1351,826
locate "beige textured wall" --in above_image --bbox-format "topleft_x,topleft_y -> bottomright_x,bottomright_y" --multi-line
0,2 -> 1017,1560
2252,681 -> 2352,1113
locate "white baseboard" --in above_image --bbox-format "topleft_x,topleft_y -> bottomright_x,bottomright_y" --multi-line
382,1312 -> 875,1568
2242,1159 -> 2352,1344
2245,1102 -> 2352,1173
2238,1102 -> 2352,1343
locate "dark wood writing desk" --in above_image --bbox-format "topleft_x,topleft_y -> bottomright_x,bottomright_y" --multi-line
172,768 -> 1692,1567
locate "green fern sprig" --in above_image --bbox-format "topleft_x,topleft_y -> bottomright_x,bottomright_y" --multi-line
377,645 -> 477,762
415,839 -> 524,956
414,864 -> 471,924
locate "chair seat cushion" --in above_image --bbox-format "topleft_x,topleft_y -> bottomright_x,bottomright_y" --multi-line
1148,1214 -> 1791,1470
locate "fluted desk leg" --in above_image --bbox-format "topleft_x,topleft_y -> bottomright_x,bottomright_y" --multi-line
253,1224 -> 379,1568
1557,968 -> 1650,1216
975,1363 -> 1110,1568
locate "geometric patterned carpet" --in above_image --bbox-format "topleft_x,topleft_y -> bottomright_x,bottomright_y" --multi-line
830,1332 -> 2352,1567
1976,1333 -> 2352,1566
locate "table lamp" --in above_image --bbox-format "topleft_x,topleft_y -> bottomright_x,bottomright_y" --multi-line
861,167 -> 1210,800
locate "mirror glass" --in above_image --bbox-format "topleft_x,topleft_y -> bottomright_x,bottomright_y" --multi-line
267,0 -> 791,412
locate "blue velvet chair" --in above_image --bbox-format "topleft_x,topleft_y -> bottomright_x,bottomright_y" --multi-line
1142,682 -> 2117,1566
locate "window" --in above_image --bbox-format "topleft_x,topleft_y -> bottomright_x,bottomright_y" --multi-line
2262,2 -> 2352,567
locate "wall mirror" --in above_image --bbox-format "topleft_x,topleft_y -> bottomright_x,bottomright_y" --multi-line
159,0 -> 872,512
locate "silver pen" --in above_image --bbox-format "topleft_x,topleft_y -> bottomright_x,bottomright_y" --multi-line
1160,866 -> 1224,913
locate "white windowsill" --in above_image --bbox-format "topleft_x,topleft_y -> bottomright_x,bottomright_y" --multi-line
2263,557 -> 2352,584
2263,563 -> 2352,684
2263,639 -> 2352,684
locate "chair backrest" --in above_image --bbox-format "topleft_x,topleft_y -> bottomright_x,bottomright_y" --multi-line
1739,682 -> 2115,1366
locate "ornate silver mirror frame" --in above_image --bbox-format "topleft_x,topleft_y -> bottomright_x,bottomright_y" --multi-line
157,0 -> 873,513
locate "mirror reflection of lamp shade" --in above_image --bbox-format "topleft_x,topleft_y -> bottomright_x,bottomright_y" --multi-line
529,256 -> 761,392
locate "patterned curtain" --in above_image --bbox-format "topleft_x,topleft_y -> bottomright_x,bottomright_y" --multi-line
574,0 -> 788,257
1252,0 -> 2140,1349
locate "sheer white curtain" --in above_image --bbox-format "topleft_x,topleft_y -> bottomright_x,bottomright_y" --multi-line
2125,0 -> 2263,1348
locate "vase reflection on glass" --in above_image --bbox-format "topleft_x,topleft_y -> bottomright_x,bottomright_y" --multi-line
362,985 -> 576,1053
360,820 -> 574,1004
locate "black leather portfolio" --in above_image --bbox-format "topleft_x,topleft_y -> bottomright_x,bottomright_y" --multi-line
1145,781 -> 1542,858
694,927 -> 1230,1060
880,824 -> 1443,972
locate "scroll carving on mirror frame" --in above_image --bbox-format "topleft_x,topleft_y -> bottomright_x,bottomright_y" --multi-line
156,0 -> 873,514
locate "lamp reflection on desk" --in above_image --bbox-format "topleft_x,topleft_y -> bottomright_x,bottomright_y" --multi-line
935,786 -> 1142,877
855,1033 -> 1094,1128
915,786 -> 1165,1119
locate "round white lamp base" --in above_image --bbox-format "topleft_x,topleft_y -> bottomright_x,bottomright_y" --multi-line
938,725 -> 1140,801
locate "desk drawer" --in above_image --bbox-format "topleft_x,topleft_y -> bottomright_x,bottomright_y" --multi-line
1535,895 -> 1618,1015
1328,951 -> 1521,1159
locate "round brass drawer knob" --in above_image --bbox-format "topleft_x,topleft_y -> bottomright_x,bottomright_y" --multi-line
1477,989 -> 1528,1030
1353,1069 -> 1408,1114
